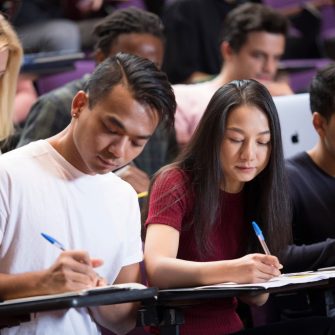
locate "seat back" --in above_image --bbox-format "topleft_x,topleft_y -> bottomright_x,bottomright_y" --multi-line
36,59 -> 95,95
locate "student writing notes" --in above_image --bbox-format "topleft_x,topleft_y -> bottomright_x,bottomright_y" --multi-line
144,80 -> 335,335
0,53 -> 176,335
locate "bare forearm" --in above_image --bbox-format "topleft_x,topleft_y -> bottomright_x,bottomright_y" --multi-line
145,254 -> 282,289
146,257 -> 244,289
0,251 -> 104,300
145,227 -> 282,289
0,271 -> 48,300
90,302 -> 139,335
239,293 -> 269,307
146,257 -> 203,288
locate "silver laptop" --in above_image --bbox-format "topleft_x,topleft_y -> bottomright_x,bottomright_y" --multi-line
273,93 -> 318,158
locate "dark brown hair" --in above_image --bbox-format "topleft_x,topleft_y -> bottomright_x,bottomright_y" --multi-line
149,79 -> 292,256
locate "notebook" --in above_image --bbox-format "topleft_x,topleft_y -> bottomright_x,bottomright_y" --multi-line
273,93 -> 318,158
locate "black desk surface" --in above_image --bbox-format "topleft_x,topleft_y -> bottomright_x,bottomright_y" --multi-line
1,278 -> 334,333
21,51 -> 85,76
0,287 -> 157,329
139,278 -> 335,335
156,279 -> 332,306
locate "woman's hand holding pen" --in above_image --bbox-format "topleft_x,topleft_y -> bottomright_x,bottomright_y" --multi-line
40,250 -> 105,294
227,253 -> 283,284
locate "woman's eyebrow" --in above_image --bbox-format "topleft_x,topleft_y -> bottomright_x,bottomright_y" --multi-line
226,127 -> 270,135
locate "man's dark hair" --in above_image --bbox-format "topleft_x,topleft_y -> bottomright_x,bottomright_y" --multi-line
93,7 -> 165,56
87,52 -> 175,128
309,64 -> 335,122
221,3 -> 289,53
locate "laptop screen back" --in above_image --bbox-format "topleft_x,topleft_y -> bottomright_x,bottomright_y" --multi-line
273,93 -> 317,158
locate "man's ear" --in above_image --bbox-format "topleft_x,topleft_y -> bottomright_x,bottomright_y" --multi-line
312,112 -> 326,138
71,91 -> 88,118
220,41 -> 233,61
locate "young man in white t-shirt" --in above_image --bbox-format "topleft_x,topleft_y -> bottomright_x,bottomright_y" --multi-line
0,53 -> 176,335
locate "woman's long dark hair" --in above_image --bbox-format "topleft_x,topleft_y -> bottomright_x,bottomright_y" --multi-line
148,80 -> 292,256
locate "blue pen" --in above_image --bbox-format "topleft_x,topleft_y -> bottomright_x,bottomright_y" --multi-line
41,232 -> 66,251
41,232 -> 103,279
251,221 -> 271,255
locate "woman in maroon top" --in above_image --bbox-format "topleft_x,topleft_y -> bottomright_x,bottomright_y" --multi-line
144,80 -> 335,334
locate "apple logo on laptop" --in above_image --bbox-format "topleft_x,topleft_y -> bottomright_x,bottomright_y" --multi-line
291,132 -> 299,144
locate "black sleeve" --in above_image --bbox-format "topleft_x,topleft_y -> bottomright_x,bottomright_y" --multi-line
280,239 -> 335,273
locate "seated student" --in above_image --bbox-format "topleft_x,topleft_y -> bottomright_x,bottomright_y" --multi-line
0,14 -> 37,152
173,3 -> 293,147
17,7 -> 177,193
268,63 -> 335,321
0,53 -> 175,334
286,64 -> 335,246
12,0 -> 81,53
144,79 -> 335,335
0,13 -> 22,147
13,74 -> 38,125
161,0 -> 240,84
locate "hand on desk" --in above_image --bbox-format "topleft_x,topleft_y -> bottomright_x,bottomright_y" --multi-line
229,253 -> 283,284
42,250 -> 105,294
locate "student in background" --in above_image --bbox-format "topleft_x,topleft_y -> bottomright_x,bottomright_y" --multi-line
286,64 -> 335,246
0,13 -> 37,152
173,3 -> 293,148
267,63 -> 335,322
0,53 -> 176,334
162,0 -> 244,84
144,79 -> 335,335
17,7 -> 177,193
0,14 -> 22,146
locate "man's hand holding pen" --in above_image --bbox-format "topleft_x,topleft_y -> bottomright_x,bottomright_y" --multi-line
40,232 -> 106,294
41,250 -> 105,294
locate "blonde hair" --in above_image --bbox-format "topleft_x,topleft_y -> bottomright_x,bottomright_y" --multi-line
0,14 -> 23,141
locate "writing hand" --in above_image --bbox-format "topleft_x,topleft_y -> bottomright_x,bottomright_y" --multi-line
42,250 -> 104,294
229,253 -> 283,284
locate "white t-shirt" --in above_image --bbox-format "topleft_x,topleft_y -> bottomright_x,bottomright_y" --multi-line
0,140 -> 143,335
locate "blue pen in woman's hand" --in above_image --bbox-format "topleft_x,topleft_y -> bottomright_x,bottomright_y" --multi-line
251,221 -> 271,255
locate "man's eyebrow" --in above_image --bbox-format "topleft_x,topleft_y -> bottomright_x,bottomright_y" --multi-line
107,116 -> 125,130
106,116 -> 152,140
226,127 -> 270,136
